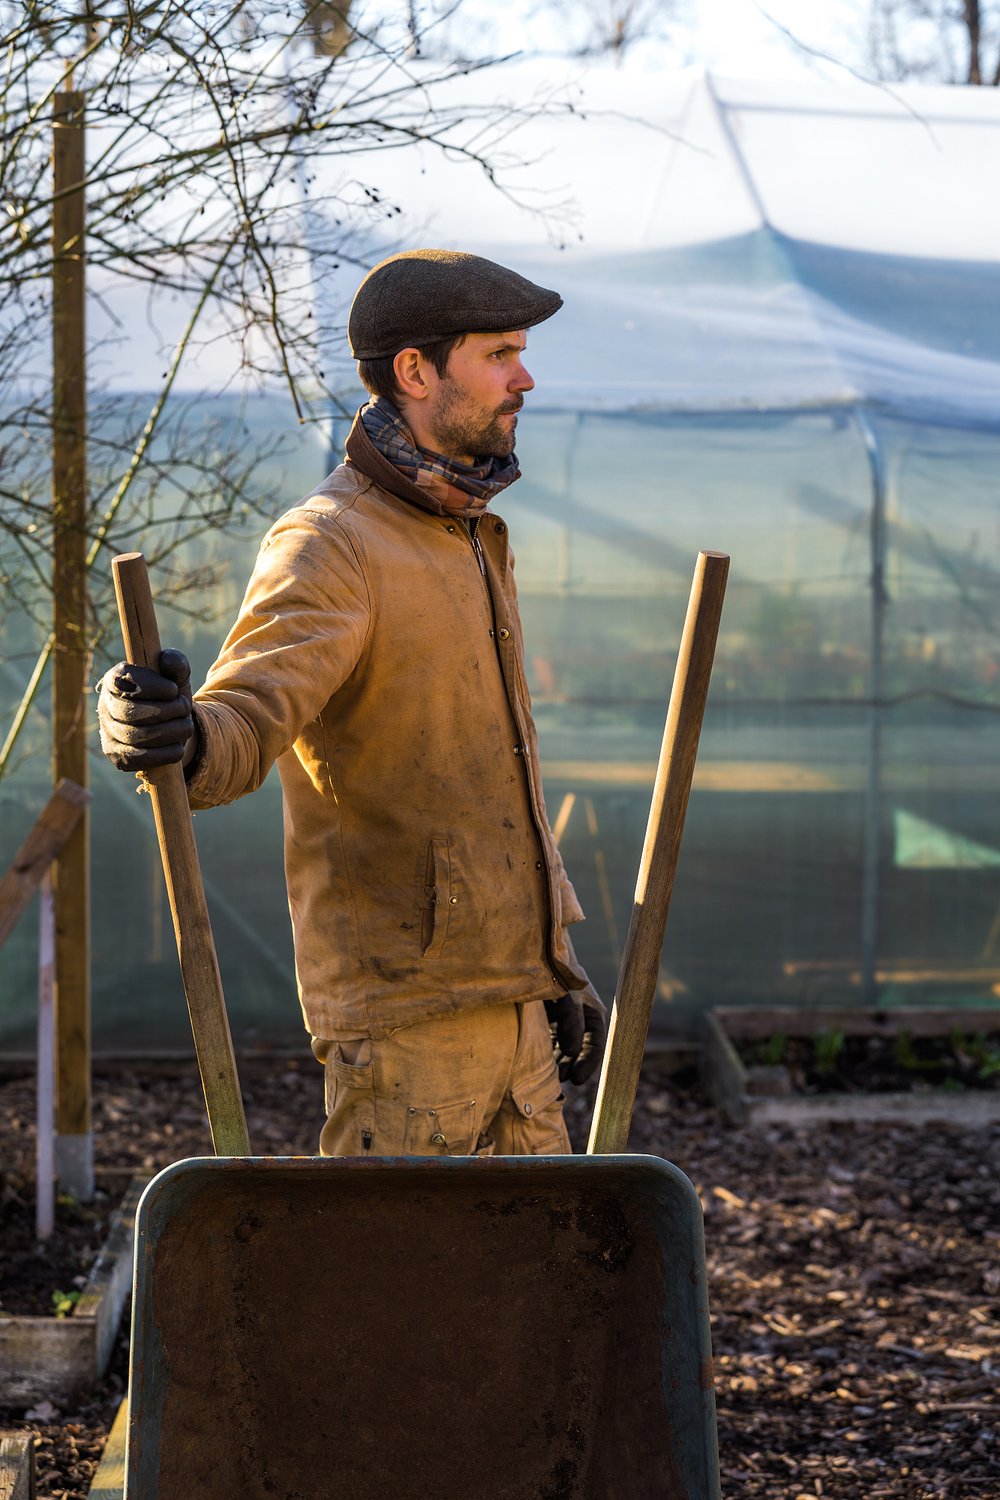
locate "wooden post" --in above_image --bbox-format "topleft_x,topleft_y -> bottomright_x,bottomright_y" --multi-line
588,551 -> 729,1155
0,780 -> 87,1239
52,88 -> 92,1201
36,871 -> 56,1242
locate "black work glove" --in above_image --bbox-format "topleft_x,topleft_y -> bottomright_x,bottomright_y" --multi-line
545,994 -> 606,1086
97,649 -> 196,773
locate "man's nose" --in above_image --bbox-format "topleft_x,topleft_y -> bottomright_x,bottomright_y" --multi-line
511,359 -> 534,393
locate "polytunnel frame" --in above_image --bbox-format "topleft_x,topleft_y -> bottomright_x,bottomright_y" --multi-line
691,76 -> 906,1004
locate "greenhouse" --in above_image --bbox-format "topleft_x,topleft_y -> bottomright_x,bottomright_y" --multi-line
3,68 -> 1000,1049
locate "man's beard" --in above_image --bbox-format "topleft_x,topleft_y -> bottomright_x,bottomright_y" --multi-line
429,380 -> 523,460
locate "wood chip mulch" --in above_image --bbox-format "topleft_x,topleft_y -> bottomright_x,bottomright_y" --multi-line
0,1056 -> 997,1499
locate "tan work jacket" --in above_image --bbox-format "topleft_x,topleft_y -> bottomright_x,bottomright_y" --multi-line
187,440 -> 596,1041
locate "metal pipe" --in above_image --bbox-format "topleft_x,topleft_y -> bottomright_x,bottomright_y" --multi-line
854,406 -> 887,1005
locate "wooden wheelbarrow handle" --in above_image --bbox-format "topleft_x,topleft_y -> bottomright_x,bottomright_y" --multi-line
113,552 -> 251,1157
588,550 -> 729,1155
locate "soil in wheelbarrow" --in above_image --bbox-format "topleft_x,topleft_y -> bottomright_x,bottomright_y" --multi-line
739,1028 -> 1000,1095
0,1053 -> 997,1500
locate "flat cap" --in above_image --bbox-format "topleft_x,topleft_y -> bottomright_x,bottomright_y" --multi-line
348,248 -> 562,360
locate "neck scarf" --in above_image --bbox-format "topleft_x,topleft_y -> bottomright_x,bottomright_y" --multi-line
359,397 -> 519,518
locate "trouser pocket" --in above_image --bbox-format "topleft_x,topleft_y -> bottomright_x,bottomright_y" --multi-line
499,1062 -> 571,1156
316,1039 -> 376,1157
402,1098 -> 479,1156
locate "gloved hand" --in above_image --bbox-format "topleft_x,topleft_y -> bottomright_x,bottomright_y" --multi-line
545,993 -> 606,1085
97,649 -> 197,772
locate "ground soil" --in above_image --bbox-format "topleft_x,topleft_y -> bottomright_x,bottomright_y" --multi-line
0,1055 -> 997,1499
0,1173 -> 118,1319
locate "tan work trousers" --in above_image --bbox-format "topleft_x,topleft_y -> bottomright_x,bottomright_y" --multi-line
311,999 -> 572,1157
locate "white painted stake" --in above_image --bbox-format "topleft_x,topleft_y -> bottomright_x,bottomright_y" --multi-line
36,868 -> 56,1241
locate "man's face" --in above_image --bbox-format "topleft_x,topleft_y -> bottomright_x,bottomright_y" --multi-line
424,330 -> 534,463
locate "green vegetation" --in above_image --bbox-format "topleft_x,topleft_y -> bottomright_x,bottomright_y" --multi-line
760,1033 -> 788,1066
892,1029 -> 939,1074
814,1028 -> 846,1075
951,1030 -> 1000,1081
51,1289 -> 81,1318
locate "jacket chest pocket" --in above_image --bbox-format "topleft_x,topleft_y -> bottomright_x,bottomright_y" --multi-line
420,837 -> 455,960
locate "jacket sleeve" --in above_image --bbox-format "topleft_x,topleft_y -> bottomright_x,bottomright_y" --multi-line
186,505 -> 373,810
561,929 -> 606,1016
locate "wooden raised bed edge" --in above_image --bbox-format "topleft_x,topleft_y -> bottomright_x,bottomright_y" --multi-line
0,1432 -> 35,1500
87,1396 -> 127,1500
0,1177 -> 144,1408
700,1006 -> 1000,1127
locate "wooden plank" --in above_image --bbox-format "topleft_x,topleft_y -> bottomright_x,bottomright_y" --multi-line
0,780 -> 88,951
699,1008 -> 748,1126
88,1399 -> 127,1500
541,759 -> 849,792
75,1178 -> 143,1375
700,1007 -> 1000,1130
540,759 -> 1000,794
749,1092 -> 1000,1128
35,873 -> 55,1242
784,958 -> 1000,983
0,1179 -> 141,1405
714,1006 -> 1000,1042
0,1434 -> 35,1500
52,88 -> 91,1187
0,1316 -> 93,1408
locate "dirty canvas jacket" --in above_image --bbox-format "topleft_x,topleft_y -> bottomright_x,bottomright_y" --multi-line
186,454 -> 595,1041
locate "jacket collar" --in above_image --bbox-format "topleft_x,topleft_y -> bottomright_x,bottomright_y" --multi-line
346,407 -> 455,519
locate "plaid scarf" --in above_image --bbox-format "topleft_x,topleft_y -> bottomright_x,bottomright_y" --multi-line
359,397 -> 519,518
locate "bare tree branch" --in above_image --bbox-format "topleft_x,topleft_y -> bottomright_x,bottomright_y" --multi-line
866,0 -> 1000,85
0,0 -> 572,774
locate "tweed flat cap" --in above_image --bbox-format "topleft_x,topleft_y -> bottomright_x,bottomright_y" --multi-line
348,248 -> 562,360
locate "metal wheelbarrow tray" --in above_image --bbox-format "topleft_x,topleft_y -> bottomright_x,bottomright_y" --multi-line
127,1153 -> 716,1499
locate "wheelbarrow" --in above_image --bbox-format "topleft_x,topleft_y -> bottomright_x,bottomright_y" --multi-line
112,549 -> 729,1500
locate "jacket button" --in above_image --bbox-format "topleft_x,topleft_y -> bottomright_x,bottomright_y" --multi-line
494,521 -> 506,534
431,1132 -> 447,1146
535,860 -> 542,870
488,628 -> 495,638
449,895 -> 458,905
446,523 -> 456,533
523,1102 -> 533,1116
498,627 -> 510,640
513,744 -> 522,756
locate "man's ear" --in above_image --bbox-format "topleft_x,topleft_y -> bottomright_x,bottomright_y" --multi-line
393,347 -> 431,402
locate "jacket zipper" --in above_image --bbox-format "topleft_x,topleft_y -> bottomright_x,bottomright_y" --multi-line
465,521 -> 566,988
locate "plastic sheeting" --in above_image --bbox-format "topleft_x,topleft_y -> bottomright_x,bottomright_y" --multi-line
4,67 -> 1000,1051
517,235 -> 1000,424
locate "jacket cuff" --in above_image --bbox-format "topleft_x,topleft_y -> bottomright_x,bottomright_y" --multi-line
557,929 -> 607,1017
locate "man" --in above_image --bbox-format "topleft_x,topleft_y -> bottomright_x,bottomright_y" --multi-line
98,248 -> 605,1157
